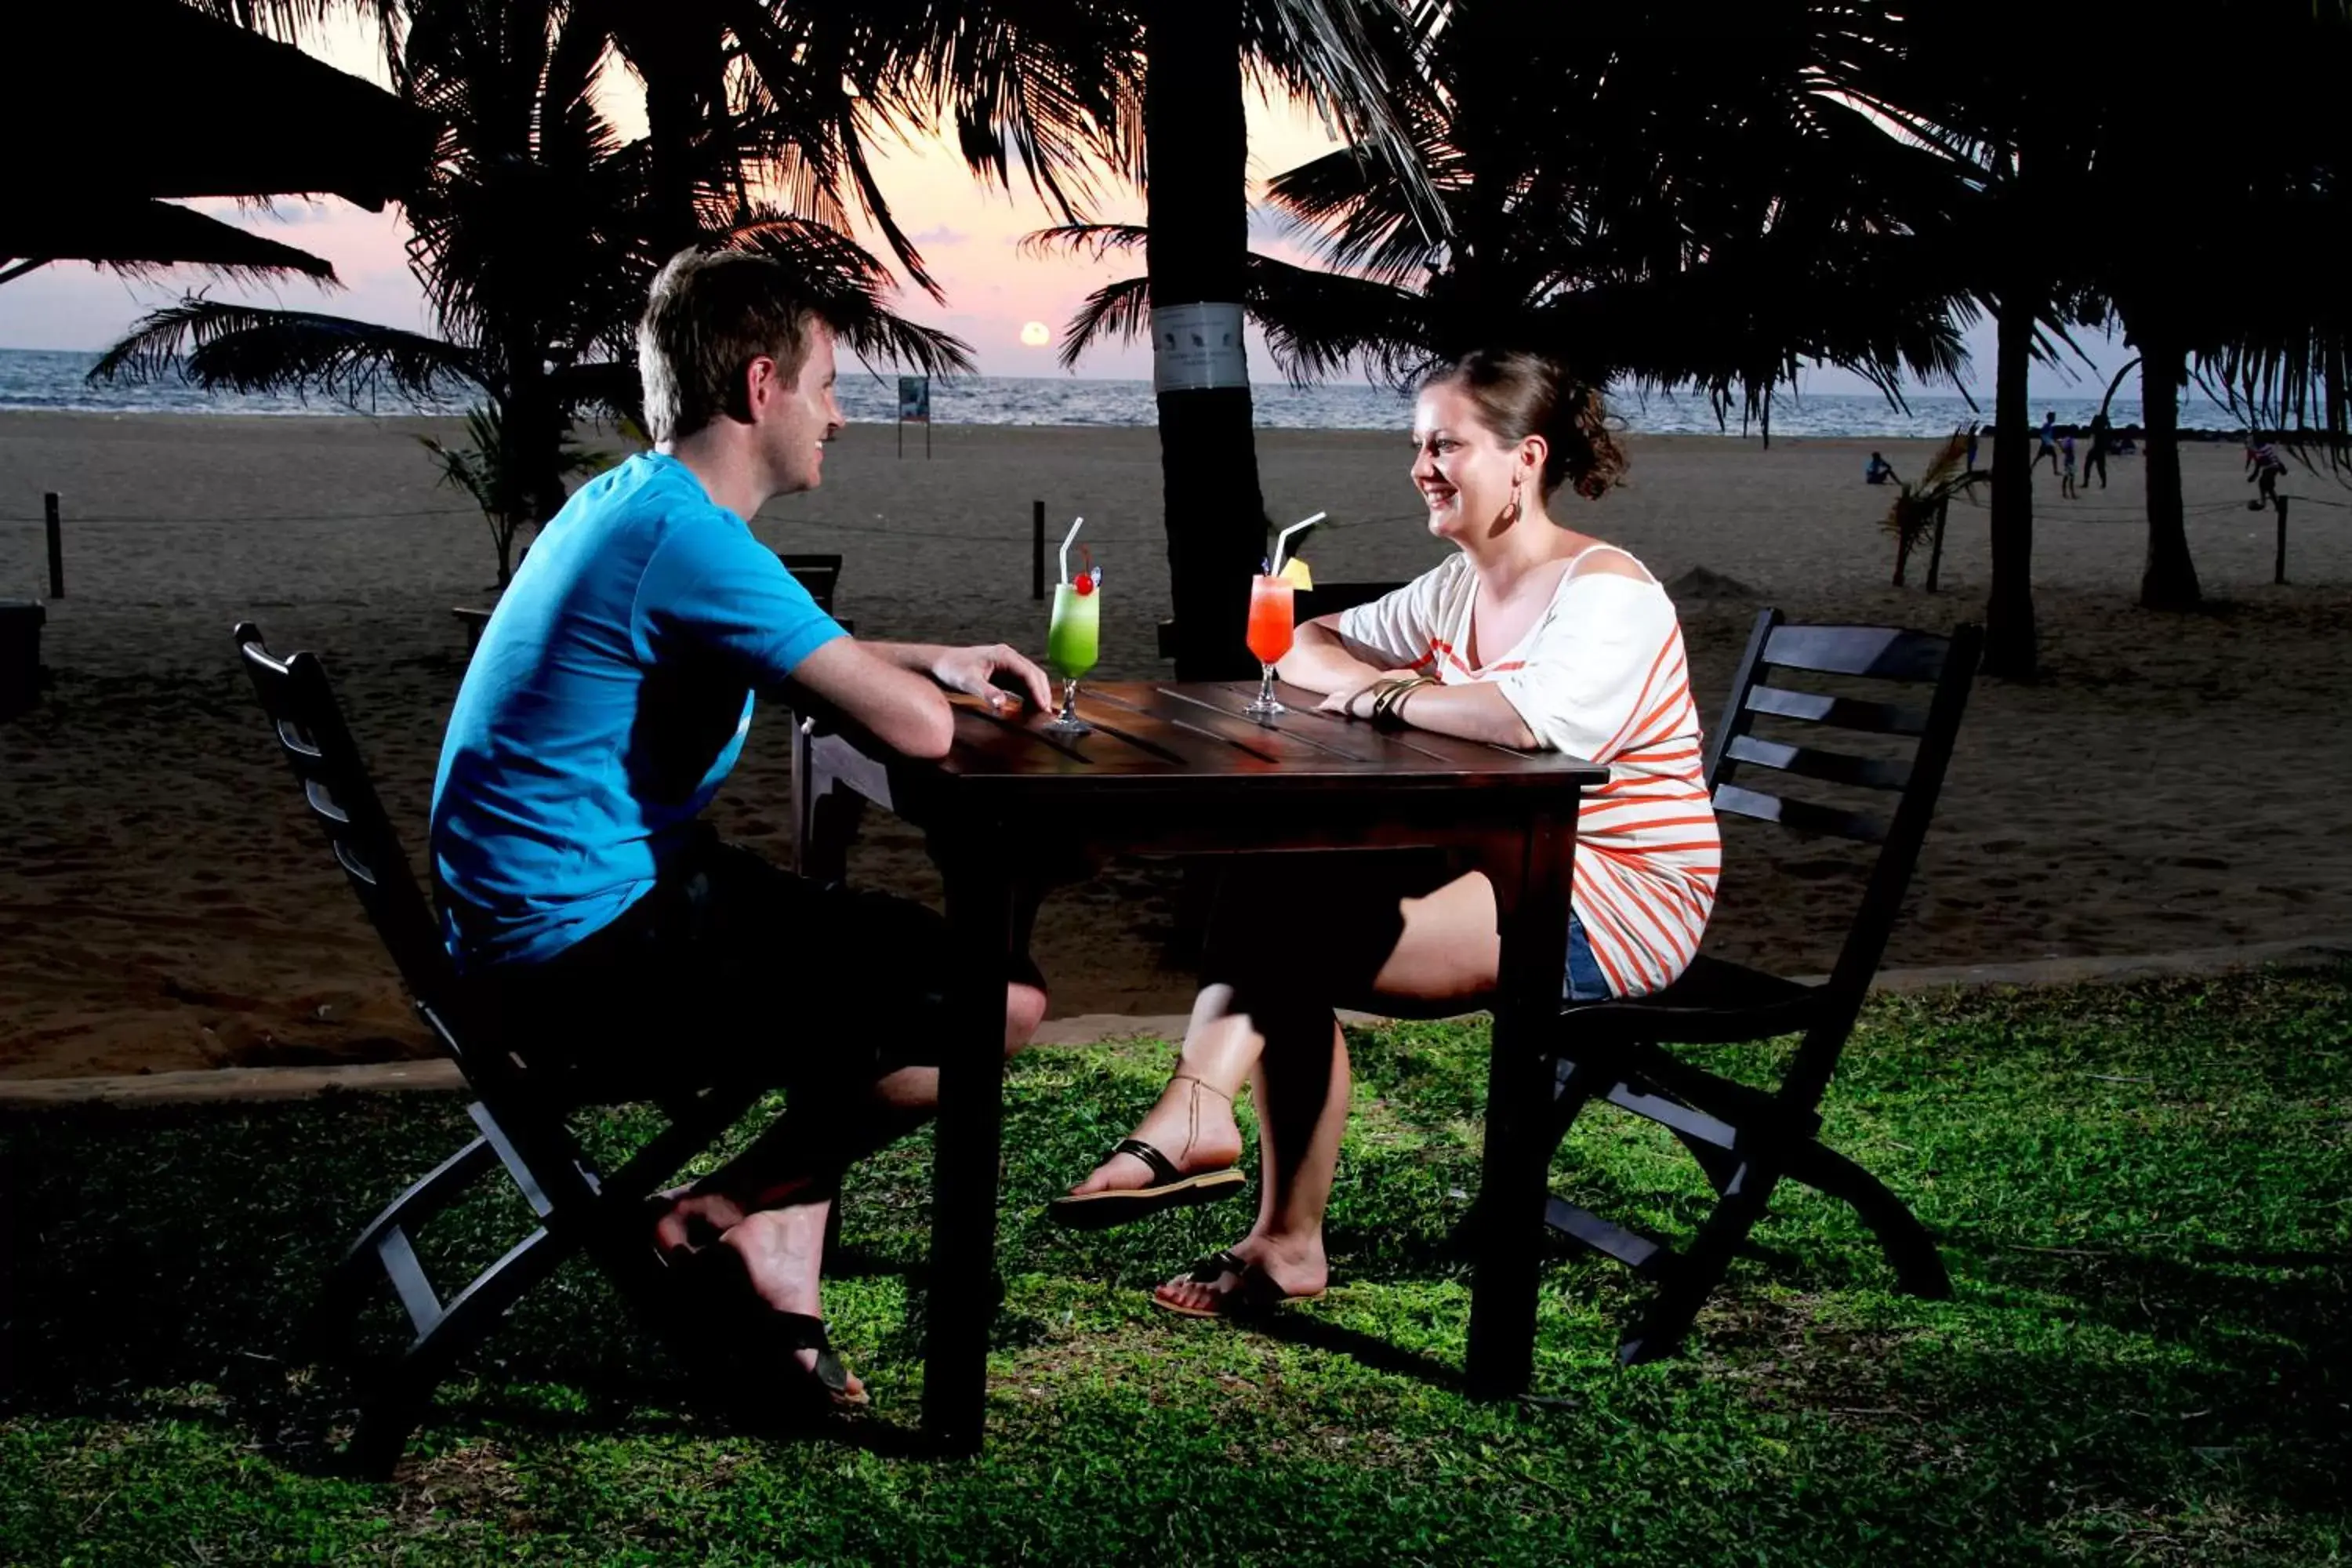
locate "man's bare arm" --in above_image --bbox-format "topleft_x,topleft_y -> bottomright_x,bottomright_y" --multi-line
784,639 -> 1058,760
783,639 -> 956,758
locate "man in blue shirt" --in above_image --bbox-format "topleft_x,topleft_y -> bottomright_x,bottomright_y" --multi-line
432,248 -> 1054,1410
2033,410 -> 2060,475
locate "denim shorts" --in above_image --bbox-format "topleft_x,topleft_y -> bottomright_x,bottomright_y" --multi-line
1566,913 -> 1610,1003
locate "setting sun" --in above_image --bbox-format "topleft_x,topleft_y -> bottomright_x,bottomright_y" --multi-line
1019,321 -> 1051,347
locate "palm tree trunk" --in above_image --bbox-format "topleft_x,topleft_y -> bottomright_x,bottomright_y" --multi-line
2135,321 -> 2201,611
618,20 -> 713,260
1146,0 -> 1267,681
1984,283 -> 2038,678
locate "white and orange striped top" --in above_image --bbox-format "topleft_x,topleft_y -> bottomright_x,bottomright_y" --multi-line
1337,546 -> 1720,997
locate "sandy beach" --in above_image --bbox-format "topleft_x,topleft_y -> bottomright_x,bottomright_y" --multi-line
2,409 -> 2346,1079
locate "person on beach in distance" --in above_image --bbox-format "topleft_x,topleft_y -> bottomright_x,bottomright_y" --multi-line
430,247 -> 1054,1410
1864,451 -> 1898,485
2034,410 -> 2060,476
1047,349 -> 1719,1316
2083,410 -> 2111,489
1965,423 -> 1980,473
2060,430 -> 2078,499
2246,434 -> 2287,510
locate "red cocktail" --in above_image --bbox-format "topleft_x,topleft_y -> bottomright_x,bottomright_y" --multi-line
1244,575 -> 1294,717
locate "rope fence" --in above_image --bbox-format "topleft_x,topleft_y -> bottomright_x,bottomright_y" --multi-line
8,485 -> 2340,601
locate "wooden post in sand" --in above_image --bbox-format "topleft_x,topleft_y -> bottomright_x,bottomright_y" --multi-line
1925,499 -> 1950,594
1032,500 -> 1046,601
2273,495 -> 2289,585
43,493 -> 62,599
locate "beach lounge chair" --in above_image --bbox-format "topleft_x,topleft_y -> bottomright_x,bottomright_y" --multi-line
232,623 -> 766,1477
1486,608 -> 1980,1370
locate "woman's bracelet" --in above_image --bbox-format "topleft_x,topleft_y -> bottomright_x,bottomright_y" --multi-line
1369,673 -> 1434,729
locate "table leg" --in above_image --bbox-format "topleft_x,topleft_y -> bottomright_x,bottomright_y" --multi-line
1466,807 -> 1575,1398
792,719 -> 868,885
923,847 -> 1017,1453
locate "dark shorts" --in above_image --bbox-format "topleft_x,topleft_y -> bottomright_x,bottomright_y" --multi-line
463,834 -> 969,1094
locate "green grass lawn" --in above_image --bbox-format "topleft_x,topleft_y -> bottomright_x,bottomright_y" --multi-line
4,967 -> 2346,1566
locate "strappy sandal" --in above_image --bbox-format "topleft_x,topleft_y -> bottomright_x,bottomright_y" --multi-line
1152,1248 -> 1327,1319
1047,1074 -> 1247,1230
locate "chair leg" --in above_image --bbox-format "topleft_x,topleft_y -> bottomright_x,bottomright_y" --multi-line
1617,1158 -> 1784,1366
300,1134 -> 501,1361
1780,1139 -> 1951,1300
341,1087 -> 762,1476
1664,1123 -> 1740,1195
348,1227 -> 570,1479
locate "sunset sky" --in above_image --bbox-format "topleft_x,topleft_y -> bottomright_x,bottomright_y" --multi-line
0,20 -> 2125,397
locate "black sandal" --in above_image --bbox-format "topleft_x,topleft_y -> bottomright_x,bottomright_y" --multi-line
1152,1248 -> 1326,1319
669,1240 -> 870,1412
1047,1075 -> 1247,1230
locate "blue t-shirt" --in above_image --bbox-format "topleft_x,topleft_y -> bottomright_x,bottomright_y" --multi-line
430,452 -> 845,971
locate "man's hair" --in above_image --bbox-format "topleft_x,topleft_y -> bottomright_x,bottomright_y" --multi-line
637,249 -> 818,443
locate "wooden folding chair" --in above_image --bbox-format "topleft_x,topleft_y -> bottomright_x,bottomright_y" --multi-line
1507,608 -> 1980,1366
775,551 -> 855,634
232,623 -> 764,1476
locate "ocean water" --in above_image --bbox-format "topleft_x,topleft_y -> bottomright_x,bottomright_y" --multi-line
0,347 -> 2252,438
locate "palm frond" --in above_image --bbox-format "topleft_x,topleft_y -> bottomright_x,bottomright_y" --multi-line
1057,276 -> 1153,372
1019,223 -> 1149,263
89,296 -> 484,407
1052,248 -> 1433,383
721,212 -> 975,376
1881,430 -> 1987,551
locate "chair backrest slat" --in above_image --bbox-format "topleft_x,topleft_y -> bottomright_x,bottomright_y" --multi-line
1761,624 -> 1950,682
1699,607 -> 1980,1103
1744,683 -> 1928,737
305,776 -> 350,825
234,623 -> 454,1009
1713,781 -> 1889,844
1698,608 -> 1982,1108
1296,581 -> 1406,622
777,552 -> 843,614
1723,733 -> 1911,793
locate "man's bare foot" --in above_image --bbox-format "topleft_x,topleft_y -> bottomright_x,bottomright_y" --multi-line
720,1207 -> 866,1403
1067,1074 -> 1244,1196
1154,1232 -> 1328,1317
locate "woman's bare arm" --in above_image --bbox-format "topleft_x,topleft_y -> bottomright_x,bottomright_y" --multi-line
1275,616 -> 1399,695
1319,677 -> 1539,749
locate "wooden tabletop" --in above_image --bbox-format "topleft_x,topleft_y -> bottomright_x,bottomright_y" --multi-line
916,680 -> 1606,802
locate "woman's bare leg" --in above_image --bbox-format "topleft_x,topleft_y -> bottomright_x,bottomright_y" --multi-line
1134,869 -> 1507,1312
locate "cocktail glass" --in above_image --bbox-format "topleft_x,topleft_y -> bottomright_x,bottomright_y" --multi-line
1243,575 -> 1294,718
1045,579 -> 1100,735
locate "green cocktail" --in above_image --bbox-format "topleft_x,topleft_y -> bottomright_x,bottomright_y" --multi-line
1044,578 -> 1100,734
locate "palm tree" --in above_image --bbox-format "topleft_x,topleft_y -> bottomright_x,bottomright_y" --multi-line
93,0 -> 967,587
1044,5 -> 1975,440
196,0 -> 1428,673
1828,0 -> 2115,679
2085,4 -> 2352,612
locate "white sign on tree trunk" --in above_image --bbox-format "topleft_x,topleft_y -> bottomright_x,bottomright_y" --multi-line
1151,302 -> 1248,393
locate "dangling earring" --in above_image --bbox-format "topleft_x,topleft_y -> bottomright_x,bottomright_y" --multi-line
1502,477 -> 1523,527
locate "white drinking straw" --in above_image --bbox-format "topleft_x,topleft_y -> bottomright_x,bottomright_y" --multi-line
1270,511 -> 1327,577
1058,516 -> 1085,585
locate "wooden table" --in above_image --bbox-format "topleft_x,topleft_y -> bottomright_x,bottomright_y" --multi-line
791,679 -> 1606,1451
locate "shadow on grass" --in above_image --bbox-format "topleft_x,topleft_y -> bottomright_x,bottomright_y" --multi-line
4,968 -> 2349,1563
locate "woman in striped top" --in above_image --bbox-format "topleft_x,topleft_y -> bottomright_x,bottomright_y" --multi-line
1050,349 -> 1720,1317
